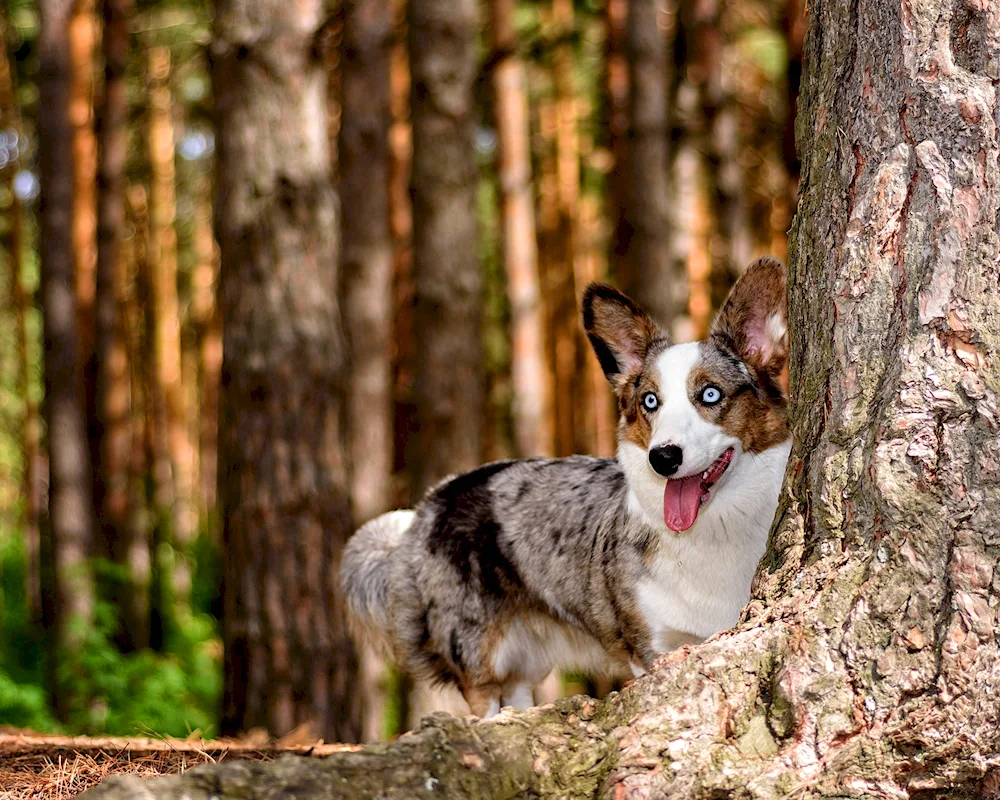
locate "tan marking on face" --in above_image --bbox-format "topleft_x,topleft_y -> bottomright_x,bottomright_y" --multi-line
617,351 -> 666,451
688,345 -> 789,453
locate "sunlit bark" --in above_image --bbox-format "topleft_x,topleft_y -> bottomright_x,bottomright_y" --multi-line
490,0 -> 551,458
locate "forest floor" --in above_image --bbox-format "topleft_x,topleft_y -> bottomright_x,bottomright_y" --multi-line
0,730 -> 357,798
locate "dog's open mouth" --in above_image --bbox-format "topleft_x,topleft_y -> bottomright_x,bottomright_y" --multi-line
663,448 -> 735,533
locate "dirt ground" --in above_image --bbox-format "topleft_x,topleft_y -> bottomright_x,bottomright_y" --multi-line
0,731 -> 358,799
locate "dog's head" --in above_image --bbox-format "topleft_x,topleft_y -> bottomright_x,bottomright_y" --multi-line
583,257 -> 789,533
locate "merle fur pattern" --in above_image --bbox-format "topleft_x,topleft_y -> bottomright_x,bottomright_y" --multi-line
341,258 -> 791,717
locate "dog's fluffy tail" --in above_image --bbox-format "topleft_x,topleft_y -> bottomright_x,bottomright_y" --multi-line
341,509 -> 414,653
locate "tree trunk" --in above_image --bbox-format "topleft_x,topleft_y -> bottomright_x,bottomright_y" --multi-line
385,0 -> 423,736
490,0 -> 551,458
93,0 -> 141,650
82,0 -> 1000,794
604,0 -> 628,283
401,0 -> 489,727
618,0 -> 679,330
213,0 -> 360,743
339,0 -> 395,744
407,0 -> 482,496
537,0 -> 588,459
340,0 -> 394,526
552,0 -> 594,457
189,174 -> 220,517
131,182 -> 174,652
38,0 -> 95,717
576,194 -> 615,458
122,185 -> 154,648
680,0 -> 751,314
388,0 -> 414,513
146,44 -> 195,598
70,0 -> 98,404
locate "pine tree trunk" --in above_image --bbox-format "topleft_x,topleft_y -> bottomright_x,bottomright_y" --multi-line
400,0 -> 489,726
131,182 -> 174,652
407,0 -> 483,496
619,0 -> 678,330
682,0 -> 751,312
490,0 -> 551,458
539,0 -> 588,458
576,195 -> 615,457
37,0 -> 95,718
388,0 -> 414,512
665,0 -> 708,341
93,0 -> 141,650
85,0 -> 1000,794
604,0 -> 628,283
70,0 -> 98,403
146,44 -> 195,597
122,186 -> 153,647
213,0 -> 360,743
340,0 -> 394,526
339,0 -> 396,744
189,175 -> 220,517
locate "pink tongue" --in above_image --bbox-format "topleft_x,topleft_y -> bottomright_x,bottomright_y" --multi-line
663,476 -> 705,532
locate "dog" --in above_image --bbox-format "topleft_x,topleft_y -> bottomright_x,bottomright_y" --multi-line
340,257 -> 791,718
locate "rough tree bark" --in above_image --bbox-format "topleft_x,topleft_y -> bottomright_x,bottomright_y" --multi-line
212,0 -> 360,742
617,0 -> 679,330
407,0 -> 483,496
339,0 -> 395,743
340,0 -> 394,527
93,0 -> 142,651
490,0 -> 552,458
85,0 -> 1000,795
38,0 -> 96,719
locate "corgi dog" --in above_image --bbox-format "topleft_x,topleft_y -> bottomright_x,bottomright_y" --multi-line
341,257 -> 791,718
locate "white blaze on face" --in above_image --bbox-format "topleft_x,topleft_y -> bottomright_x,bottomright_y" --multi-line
649,343 -> 740,477
617,341 -> 747,534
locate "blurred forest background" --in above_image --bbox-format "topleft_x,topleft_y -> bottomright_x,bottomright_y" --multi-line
0,0 -> 804,743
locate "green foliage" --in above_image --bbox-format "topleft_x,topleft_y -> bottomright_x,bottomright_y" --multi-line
0,528 -> 57,731
739,27 -> 789,81
0,528 -> 222,738
55,599 -> 220,737
0,669 -> 55,731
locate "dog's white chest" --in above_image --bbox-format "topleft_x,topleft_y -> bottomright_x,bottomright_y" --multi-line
631,439 -> 790,652
636,534 -> 762,648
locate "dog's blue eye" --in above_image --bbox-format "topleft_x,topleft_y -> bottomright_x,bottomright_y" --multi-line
642,392 -> 659,411
701,386 -> 722,405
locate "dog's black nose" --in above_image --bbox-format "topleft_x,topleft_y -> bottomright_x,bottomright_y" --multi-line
649,444 -> 683,477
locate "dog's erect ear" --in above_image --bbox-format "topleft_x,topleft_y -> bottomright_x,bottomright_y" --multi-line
582,283 -> 664,391
711,257 -> 788,379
